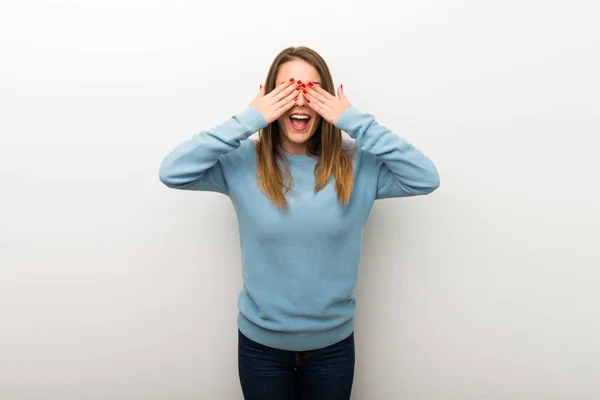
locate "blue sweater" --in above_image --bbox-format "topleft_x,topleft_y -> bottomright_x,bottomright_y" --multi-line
159,106 -> 439,351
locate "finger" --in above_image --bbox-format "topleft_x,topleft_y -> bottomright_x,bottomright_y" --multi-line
305,94 -> 327,116
307,83 -> 335,100
304,90 -> 331,111
269,78 -> 296,98
273,80 -> 300,103
276,93 -> 298,114
305,84 -> 332,105
276,96 -> 297,114
337,84 -> 346,100
274,86 -> 299,112
303,91 -> 329,116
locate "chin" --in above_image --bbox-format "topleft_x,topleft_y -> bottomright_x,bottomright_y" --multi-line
285,131 -> 314,143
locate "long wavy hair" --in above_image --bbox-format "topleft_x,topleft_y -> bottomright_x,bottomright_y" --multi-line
255,46 -> 355,210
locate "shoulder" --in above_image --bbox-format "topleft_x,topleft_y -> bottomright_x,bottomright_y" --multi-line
342,138 -> 358,158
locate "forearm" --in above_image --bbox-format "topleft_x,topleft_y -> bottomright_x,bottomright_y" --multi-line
159,106 -> 267,190
336,106 -> 440,197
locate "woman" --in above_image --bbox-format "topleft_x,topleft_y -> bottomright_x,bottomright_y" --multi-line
159,46 -> 440,400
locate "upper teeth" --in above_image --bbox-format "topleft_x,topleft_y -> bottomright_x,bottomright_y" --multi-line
291,115 -> 309,120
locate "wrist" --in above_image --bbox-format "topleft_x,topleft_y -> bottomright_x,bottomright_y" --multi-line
334,106 -> 363,138
242,106 -> 269,132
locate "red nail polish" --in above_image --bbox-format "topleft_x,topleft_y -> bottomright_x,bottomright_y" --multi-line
296,86 -> 301,90
302,83 -> 306,88
308,82 -> 314,87
297,80 -> 302,84
303,90 -> 307,94
307,99 -> 311,103
294,97 -> 298,101
341,84 -> 343,89
289,78 -> 295,82
260,84 -> 262,89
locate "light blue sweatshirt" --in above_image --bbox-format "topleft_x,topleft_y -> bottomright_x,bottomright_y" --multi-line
159,106 -> 439,351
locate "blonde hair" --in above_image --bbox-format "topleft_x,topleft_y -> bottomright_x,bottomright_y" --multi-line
255,46 -> 355,210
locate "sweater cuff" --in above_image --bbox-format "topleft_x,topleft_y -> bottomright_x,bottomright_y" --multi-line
240,106 -> 269,133
334,106 -> 366,139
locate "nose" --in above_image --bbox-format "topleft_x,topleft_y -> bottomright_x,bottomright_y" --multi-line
295,89 -> 307,107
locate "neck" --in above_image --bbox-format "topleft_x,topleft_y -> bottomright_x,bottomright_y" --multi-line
280,139 -> 308,155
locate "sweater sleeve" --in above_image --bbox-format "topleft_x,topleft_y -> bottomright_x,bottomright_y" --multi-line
158,106 -> 267,194
335,106 -> 440,199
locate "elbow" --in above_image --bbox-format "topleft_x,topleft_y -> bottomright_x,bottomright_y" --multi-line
420,169 -> 440,194
158,161 -> 178,189
158,169 -> 174,188
430,171 -> 440,191
158,160 -> 199,190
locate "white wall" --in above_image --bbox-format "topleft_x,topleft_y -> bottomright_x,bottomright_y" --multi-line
1,0 -> 599,398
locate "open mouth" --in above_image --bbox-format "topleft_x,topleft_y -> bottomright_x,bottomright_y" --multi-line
289,113 -> 311,131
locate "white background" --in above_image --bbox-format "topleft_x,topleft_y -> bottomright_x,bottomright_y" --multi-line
1,0 -> 599,399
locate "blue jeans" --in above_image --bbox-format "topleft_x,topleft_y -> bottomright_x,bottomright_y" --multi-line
238,330 -> 355,400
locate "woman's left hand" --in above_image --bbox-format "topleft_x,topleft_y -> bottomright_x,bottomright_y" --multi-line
303,83 -> 351,125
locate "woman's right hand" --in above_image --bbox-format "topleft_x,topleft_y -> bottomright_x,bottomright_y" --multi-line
250,78 -> 300,124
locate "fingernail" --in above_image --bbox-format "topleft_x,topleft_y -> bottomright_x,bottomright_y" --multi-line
341,84 -> 343,89
297,80 -> 302,84
296,86 -> 302,90
289,78 -> 295,82
307,99 -> 311,103
294,97 -> 298,101
301,83 -> 306,88
260,84 -> 262,89
303,90 -> 307,94
308,82 -> 314,87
